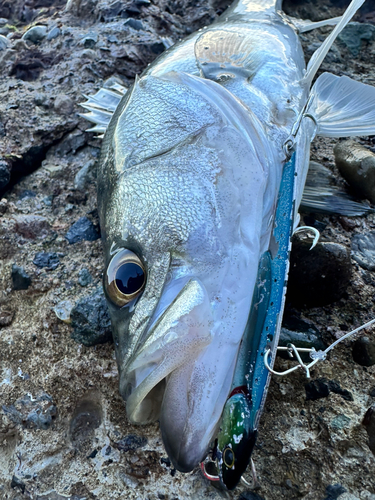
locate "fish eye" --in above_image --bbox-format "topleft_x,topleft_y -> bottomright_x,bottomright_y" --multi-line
105,249 -> 146,307
223,447 -> 235,469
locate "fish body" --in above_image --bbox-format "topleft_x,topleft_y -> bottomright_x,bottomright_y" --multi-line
90,0 -> 375,480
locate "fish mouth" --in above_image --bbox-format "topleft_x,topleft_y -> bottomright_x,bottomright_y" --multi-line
119,277 -> 213,424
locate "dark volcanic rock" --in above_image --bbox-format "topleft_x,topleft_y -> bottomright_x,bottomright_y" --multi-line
351,232 -> 375,271
238,492 -> 265,500
352,336 -> 375,366
287,237 -> 352,307
78,268 -> 92,287
65,217 -> 100,244
70,289 -> 112,346
33,252 -> 60,270
324,483 -> 347,500
362,406 -> 375,455
0,159 -> 11,190
115,434 -> 148,452
305,378 -> 353,401
10,476 -> 25,494
11,264 -> 31,290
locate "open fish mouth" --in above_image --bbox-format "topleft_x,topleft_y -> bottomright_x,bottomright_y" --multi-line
118,277 -> 213,424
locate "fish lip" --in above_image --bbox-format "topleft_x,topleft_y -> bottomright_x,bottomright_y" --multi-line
118,277 -> 212,424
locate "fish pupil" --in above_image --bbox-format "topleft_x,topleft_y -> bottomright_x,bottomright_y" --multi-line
115,263 -> 144,295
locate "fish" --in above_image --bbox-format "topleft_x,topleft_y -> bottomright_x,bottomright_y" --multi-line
80,0 -> 375,486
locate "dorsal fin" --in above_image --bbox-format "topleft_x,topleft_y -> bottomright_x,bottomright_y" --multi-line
194,29 -> 261,83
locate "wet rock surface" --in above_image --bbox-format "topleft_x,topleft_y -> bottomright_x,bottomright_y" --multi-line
1,1 -> 375,500
287,236 -> 352,307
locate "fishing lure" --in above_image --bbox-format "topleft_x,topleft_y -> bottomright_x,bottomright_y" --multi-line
81,0 -> 375,488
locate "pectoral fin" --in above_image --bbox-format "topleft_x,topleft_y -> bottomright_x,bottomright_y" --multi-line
309,72 -> 375,138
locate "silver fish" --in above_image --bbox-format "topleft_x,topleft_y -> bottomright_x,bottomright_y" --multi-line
82,0 -> 375,476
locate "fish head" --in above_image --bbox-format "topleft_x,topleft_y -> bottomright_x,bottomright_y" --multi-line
97,70 -> 273,470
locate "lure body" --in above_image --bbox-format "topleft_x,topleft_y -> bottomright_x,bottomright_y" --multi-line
88,0 -> 375,479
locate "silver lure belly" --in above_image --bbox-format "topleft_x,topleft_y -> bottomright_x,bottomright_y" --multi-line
97,0 -> 311,472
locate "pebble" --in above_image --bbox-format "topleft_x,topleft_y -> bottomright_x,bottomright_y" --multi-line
370,387 -> 375,397
337,22 -> 375,56
54,94 -> 74,115
279,319 -> 326,361
78,268 -> 92,287
33,252 -> 60,270
3,393 -> 56,430
352,336 -> 375,367
0,33 -> 10,50
10,476 -> 25,494
47,26 -> 61,40
14,214 -> 50,239
22,25 -> 47,44
0,159 -> 11,190
65,217 -> 100,244
287,237 -> 352,307
362,406 -> 375,454
351,232 -> 375,271
70,289 -> 112,346
324,484 -> 347,500
115,434 -> 148,452
238,492 -> 265,500
70,399 -> 102,444
305,378 -> 353,401
334,140 -> 375,204
330,414 -> 351,430
74,159 -> 96,190
11,264 -> 31,290
54,300 -> 74,323
124,18 -> 144,30
81,32 -> 98,48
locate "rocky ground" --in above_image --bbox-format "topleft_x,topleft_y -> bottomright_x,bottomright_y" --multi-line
1,0 -> 375,499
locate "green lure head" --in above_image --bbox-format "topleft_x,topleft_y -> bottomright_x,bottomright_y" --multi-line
213,391 -> 257,490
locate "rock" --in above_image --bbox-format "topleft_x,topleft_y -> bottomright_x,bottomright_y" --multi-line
370,387 -> 375,397
287,237 -> 352,307
351,232 -> 375,271
124,18 -> 144,30
33,252 -> 60,270
65,217 -> 100,244
70,398 -> 102,445
3,393 -> 56,430
238,492 -> 265,500
78,268 -> 92,287
11,264 -> 31,290
352,336 -> 375,367
305,378 -> 330,400
0,160 -> 11,190
330,414 -> 351,430
14,214 -> 50,239
22,25 -> 47,44
115,434 -> 148,452
81,33 -> 98,48
334,140 -> 375,204
327,380 -> 353,402
18,189 -> 36,199
279,316 -> 326,361
47,26 -> 60,40
55,130 -> 86,156
337,22 -> 375,56
54,95 -> 74,115
0,33 -> 10,50
305,378 -> 353,402
362,406 -> 375,454
70,289 -> 112,346
74,159 -> 96,190
10,476 -> 25,494
324,484 -> 347,500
